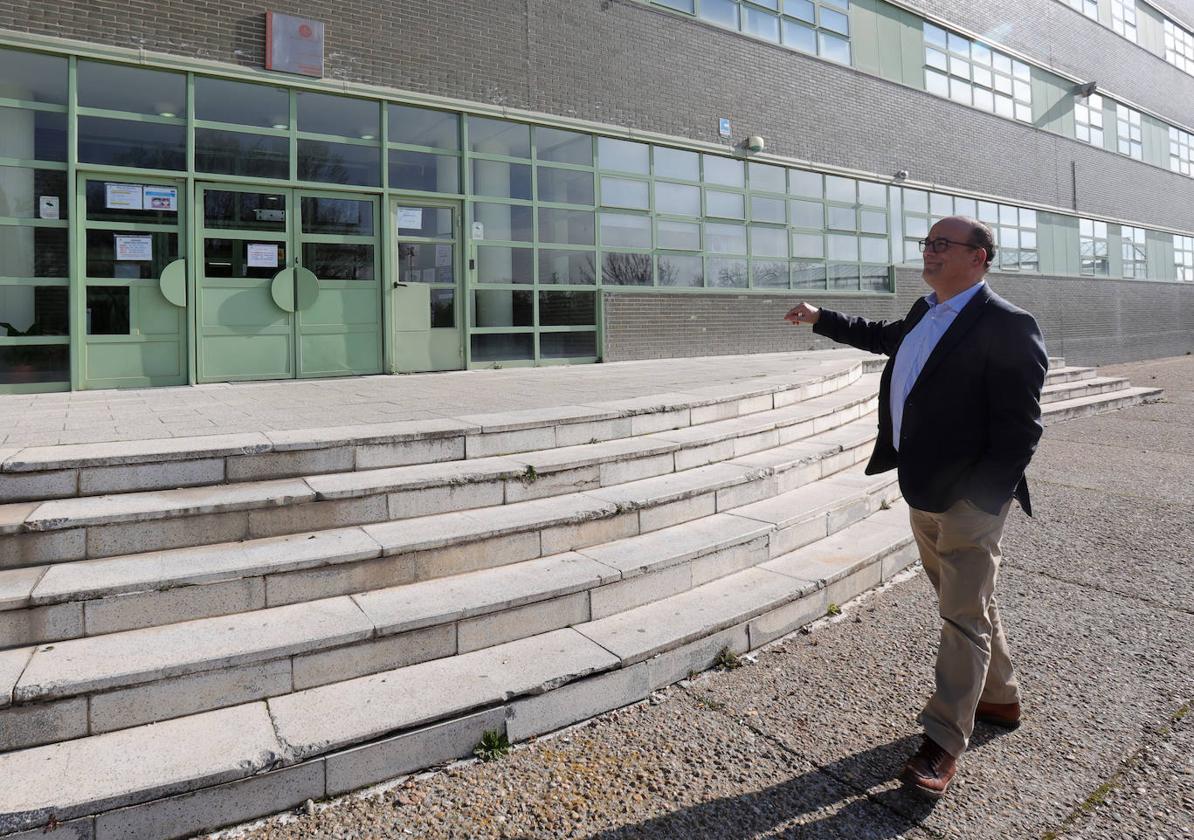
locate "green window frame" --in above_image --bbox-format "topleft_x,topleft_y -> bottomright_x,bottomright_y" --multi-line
1175,235 -> 1194,282
1120,226 -> 1147,279
1110,0 -> 1138,43
1164,18 -> 1194,75
1168,126 -> 1193,176
923,23 -> 1032,123
1116,105 -> 1143,160
1074,94 -> 1104,147
1079,218 -> 1110,276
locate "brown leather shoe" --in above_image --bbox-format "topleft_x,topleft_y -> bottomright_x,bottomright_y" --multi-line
900,736 -> 957,799
975,700 -> 1021,730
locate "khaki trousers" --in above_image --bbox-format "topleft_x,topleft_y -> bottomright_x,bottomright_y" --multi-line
909,499 -> 1020,758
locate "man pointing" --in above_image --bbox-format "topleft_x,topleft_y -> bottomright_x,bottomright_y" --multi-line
786,215 -> 1048,799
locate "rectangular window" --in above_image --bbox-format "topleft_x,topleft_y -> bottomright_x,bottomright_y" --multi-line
1120,226 -> 1147,279
1164,19 -> 1194,74
924,24 -> 1032,123
1110,0 -> 1138,42
1079,218 -> 1110,276
1074,94 -> 1104,147
1175,235 -> 1194,282
654,0 -> 851,64
1116,106 -> 1144,160
1169,126 -> 1194,177
1065,0 -> 1099,20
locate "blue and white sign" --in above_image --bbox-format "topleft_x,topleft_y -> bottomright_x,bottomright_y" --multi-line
718,118 -> 732,138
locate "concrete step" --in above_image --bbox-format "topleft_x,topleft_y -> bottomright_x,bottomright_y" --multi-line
1040,376 -> 1130,404
0,360 -> 875,503
1044,365 -> 1097,385
1041,386 -> 1163,423
0,505 -> 916,839
0,376 -> 880,568
0,466 -> 898,752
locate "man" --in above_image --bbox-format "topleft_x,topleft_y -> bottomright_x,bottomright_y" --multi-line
785,215 -> 1048,799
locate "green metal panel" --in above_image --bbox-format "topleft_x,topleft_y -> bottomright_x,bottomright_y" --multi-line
1031,67 -> 1075,136
850,0 -> 924,87
1102,101 -> 1118,153
1137,2 -> 1167,58
1148,229 -> 1176,281
1038,212 -> 1079,276
270,267 -> 298,312
1096,0 -> 1113,26
1141,114 -> 1170,168
848,0 -> 883,77
1107,224 -> 1124,277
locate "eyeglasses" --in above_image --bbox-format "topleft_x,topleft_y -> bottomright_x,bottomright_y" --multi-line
917,237 -> 980,254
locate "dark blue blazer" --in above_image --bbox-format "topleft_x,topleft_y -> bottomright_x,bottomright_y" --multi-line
813,283 -> 1048,516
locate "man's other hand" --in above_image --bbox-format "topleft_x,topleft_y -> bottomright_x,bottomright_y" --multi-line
784,302 -> 821,326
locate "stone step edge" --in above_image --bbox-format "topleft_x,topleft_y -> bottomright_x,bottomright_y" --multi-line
1040,386 -> 1163,419
2,455 -> 893,717
7,375 -> 882,536
0,514 -> 917,838
1039,375 -> 1129,403
0,358 -> 880,477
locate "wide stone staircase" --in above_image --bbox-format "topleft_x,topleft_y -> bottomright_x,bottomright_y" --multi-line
0,354 -> 1160,838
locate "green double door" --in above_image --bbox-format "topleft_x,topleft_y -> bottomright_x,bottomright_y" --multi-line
196,185 -> 382,382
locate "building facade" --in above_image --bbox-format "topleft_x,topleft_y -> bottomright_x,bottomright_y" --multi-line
1,0 -> 1192,393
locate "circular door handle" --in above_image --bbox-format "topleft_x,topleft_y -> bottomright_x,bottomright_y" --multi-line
270,267 -> 296,312
294,266 -> 319,311
158,259 -> 187,308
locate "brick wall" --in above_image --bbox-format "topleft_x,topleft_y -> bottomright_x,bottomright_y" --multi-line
603,268 -> 1194,366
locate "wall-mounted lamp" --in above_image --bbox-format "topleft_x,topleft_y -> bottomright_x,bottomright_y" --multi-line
894,169 -> 909,182
743,135 -> 766,153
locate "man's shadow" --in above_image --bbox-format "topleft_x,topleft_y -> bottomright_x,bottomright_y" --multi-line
554,726 -> 1007,840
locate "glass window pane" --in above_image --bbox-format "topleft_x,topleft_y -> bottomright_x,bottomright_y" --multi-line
601,177 -> 650,209
954,197 -> 977,217
0,168 -> 69,220
782,19 -> 817,52
857,181 -> 886,207
828,205 -> 856,230
539,249 -> 596,285
538,207 -> 595,245
537,167 -> 595,205
85,286 -> 128,334
79,118 -> 186,170
303,243 -> 374,281
828,262 -> 860,290
471,333 -> 533,362
656,0 -> 695,11
792,260 -> 827,289
597,137 -> 649,173
860,237 -> 888,262
978,201 -> 999,223
534,127 -> 592,165
657,219 -> 701,250
825,176 -> 856,203
469,116 -> 531,158
819,31 -> 851,63
471,159 -> 532,200
203,190 -> 286,231
790,199 -> 823,228
707,257 -> 747,288
602,252 -> 654,285
860,209 -> 887,234
541,331 -> 597,359
751,226 -> 788,258
792,232 -> 824,259
0,227 -> 67,277
195,77 -> 290,128
196,129 -> 289,180
0,108 -> 68,162
473,202 -> 533,242
296,92 -> 378,138
705,222 -> 747,254
86,230 -> 178,279
473,289 -> 533,327
203,238 -> 284,279
820,7 -> 849,34
828,233 -> 859,261
297,140 -> 380,186
930,193 -> 953,216
924,24 -> 948,49
706,190 -> 745,218
787,0 -> 815,22
390,105 -> 459,150
1021,208 -> 1037,228
539,291 -> 595,326
77,61 -> 185,116
861,264 -> 890,291
698,0 -> 740,29
655,182 -> 701,216
389,150 -> 460,193
748,162 -> 786,192
396,241 -> 454,287
0,47 -> 67,106
0,285 -> 69,335
0,344 -> 68,384
751,195 -> 786,223
789,169 -> 822,198
703,155 -> 744,187
905,216 -> 928,237
301,197 -> 374,236
476,246 -> 533,284
743,6 -> 780,41
926,48 -> 948,71
654,147 -> 700,180
430,288 -> 455,328
926,69 -> 949,97
753,261 -> 789,288
657,254 -> 704,287
600,212 -> 651,248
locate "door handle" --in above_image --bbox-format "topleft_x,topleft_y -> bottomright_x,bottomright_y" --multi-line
393,282 -> 407,288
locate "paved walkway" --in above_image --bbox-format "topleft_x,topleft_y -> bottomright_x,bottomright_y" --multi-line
214,355 -> 1194,840
0,351 -> 869,449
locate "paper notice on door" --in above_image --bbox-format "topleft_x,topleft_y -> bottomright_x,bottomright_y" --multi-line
247,243 -> 280,268
38,196 -> 60,220
471,221 -> 484,240
143,186 -> 178,211
396,207 -> 423,229
106,183 -> 143,210
421,268 -> 437,283
115,234 -> 153,261
435,244 -> 452,267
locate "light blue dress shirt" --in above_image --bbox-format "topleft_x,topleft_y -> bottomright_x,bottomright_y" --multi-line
890,281 -> 986,451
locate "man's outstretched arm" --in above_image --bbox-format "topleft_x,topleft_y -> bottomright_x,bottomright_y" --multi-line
785,302 -> 906,357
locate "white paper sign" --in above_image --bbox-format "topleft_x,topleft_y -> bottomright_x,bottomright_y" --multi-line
397,207 -> 423,229
435,244 -> 452,267
143,186 -> 178,211
246,243 -> 280,268
471,221 -> 484,240
115,234 -> 153,261
106,183 -> 143,210
421,268 -> 437,283
38,196 -> 59,220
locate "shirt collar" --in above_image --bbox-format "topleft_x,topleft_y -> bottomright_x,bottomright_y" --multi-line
925,280 -> 985,314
